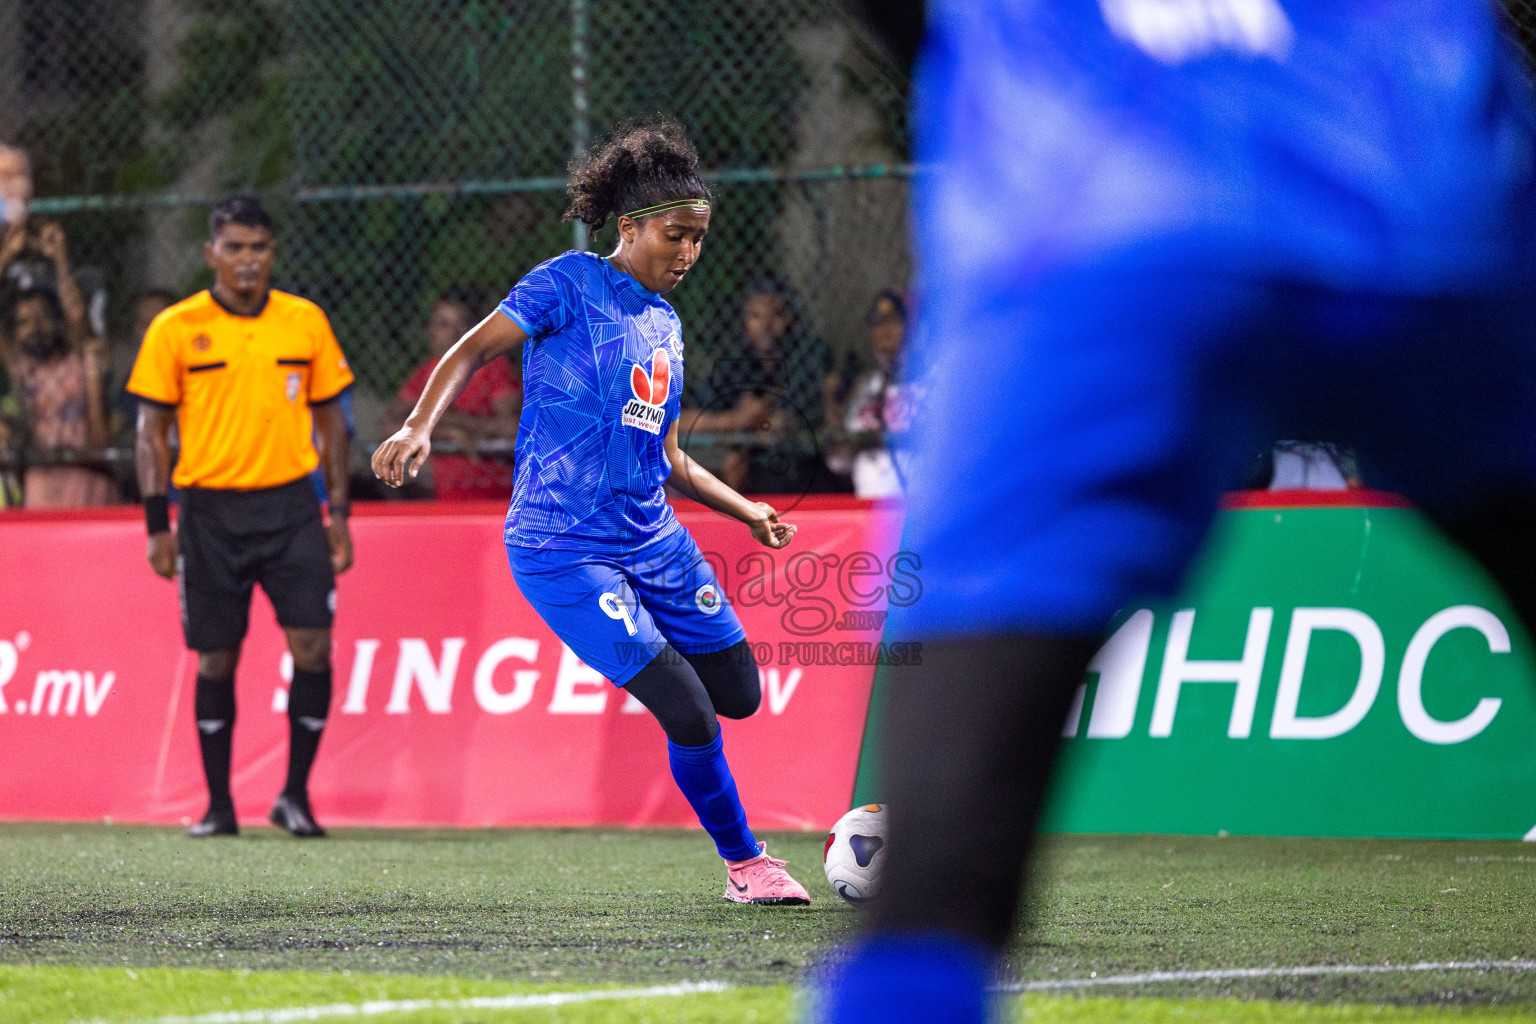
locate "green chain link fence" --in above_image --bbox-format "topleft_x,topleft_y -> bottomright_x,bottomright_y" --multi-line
14,1 -> 1533,501
1,0 -> 911,494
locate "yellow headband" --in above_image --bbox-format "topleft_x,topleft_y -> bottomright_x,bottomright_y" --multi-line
623,198 -> 710,219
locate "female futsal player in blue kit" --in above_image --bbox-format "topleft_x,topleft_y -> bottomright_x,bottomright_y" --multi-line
372,117 -> 810,906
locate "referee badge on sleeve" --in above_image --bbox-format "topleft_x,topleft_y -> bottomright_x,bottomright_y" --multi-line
286,372 -> 302,402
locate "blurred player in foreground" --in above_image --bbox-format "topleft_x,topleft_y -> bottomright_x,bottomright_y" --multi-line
823,1 -> 1536,1020
373,117 -> 812,905
130,195 -> 354,838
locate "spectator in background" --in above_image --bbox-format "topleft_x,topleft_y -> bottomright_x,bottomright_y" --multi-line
2,144 -> 111,360
824,289 -> 915,498
133,289 -> 176,342
6,285 -> 117,507
111,289 -> 177,443
0,357 -> 22,508
679,280 -> 830,493
0,144 -> 29,231
1,146 -> 57,298
0,144 -> 32,508
0,189 -> 119,507
380,287 -> 520,500
0,144 -> 104,350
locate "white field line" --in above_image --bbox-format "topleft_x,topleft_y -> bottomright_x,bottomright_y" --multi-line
74,981 -> 732,1024
998,959 -> 1536,993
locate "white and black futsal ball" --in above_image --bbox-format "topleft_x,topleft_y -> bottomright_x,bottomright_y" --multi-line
822,803 -> 888,905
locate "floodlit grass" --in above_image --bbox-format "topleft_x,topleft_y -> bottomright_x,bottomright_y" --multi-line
6,967 -> 1536,1024
1022,835 -> 1536,1004
1022,996 -> 1536,1023
2,824 -> 1536,1019
0,824 -> 842,986
0,965 -> 789,1023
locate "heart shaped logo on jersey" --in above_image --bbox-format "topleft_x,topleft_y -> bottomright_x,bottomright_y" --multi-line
622,349 -> 670,435
630,349 -> 670,405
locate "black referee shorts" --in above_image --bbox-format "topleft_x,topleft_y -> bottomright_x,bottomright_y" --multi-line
176,478 -> 336,652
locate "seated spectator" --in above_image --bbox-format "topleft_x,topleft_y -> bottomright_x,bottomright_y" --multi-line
679,280 -> 830,493
380,287 -> 520,499
825,289 -> 916,498
6,285 -> 118,507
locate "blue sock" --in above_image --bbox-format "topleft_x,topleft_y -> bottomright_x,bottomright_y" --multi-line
814,933 -> 996,1024
667,733 -> 759,861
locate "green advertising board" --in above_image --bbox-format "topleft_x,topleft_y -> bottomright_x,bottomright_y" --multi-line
852,496 -> 1536,839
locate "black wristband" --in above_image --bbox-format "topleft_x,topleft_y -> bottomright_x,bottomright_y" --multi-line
144,495 -> 170,535
328,500 -> 350,520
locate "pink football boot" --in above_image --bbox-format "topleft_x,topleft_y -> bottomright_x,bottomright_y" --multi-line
724,842 -> 811,905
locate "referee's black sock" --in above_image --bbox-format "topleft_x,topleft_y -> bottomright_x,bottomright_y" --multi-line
283,667 -> 332,799
193,674 -> 236,813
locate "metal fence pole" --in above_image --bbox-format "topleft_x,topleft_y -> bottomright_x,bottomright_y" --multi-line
571,0 -> 590,252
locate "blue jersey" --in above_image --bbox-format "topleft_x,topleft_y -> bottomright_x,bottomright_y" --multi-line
497,251 -> 685,552
893,0 -> 1536,637
917,0 -> 1535,294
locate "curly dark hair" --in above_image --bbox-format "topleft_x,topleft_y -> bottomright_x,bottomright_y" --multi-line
563,115 -> 710,233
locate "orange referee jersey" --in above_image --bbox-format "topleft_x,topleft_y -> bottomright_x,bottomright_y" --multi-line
127,290 -> 354,491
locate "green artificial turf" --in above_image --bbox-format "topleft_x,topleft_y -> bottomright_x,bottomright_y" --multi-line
0,965 -> 787,1023
1020,835 -> 1536,1004
0,824 -> 843,986
1021,996 -> 1536,1023
1,824 -> 1535,1016
6,966 -> 1536,1024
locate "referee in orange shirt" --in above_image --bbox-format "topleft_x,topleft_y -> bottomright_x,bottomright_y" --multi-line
128,195 -> 354,838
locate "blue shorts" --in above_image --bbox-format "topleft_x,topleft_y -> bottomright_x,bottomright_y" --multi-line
898,0 -> 1536,638
508,526 -> 747,686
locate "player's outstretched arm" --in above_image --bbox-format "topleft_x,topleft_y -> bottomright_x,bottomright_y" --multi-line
371,310 -> 527,487
663,421 -> 796,549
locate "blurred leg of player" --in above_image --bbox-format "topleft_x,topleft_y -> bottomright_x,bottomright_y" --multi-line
819,1 -> 1536,1020
818,287 -> 1536,1024
817,255 -> 1278,1021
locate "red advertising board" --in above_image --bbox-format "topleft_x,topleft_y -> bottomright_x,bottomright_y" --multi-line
0,498 -> 902,831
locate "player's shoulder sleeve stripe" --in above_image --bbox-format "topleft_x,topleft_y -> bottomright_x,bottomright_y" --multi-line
498,304 -> 538,336
498,251 -> 587,339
